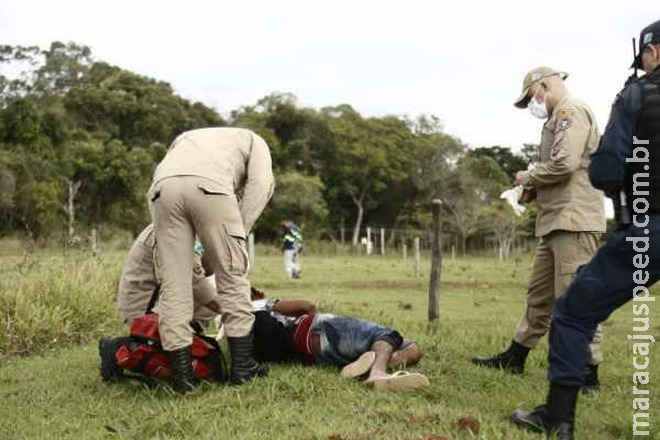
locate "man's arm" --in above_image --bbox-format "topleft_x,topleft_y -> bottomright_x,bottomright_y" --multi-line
239,133 -> 275,233
271,299 -> 317,317
524,106 -> 591,187
588,83 -> 642,194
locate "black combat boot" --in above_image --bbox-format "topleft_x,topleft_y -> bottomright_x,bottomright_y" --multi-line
581,364 -> 600,393
99,336 -> 131,382
98,338 -> 126,382
471,340 -> 530,374
228,333 -> 269,385
510,382 -> 579,439
166,346 -> 198,394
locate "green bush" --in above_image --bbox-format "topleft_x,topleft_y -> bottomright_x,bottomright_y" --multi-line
0,252 -> 124,358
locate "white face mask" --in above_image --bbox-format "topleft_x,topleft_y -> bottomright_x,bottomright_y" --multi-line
528,94 -> 548,119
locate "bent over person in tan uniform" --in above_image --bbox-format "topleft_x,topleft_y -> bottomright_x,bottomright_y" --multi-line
148,127 -> 274,393
472,67 -> 606,391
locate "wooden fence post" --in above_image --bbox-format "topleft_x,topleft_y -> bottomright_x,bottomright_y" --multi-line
414,237 -> 421,276
428,198 -> 443,322
248,233 -> 255,271
90,228 -> 98,256
366,227 -> 372,255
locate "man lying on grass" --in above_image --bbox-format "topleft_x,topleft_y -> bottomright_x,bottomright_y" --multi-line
249,288 -> 429,391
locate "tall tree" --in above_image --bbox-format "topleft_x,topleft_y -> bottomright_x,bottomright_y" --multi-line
258,171 -> 329,240
320,106 -> 419,246
444,155 -> 509,254
520,143 -> 540,167
467,146 -> 528,180
479,200 -> 528,261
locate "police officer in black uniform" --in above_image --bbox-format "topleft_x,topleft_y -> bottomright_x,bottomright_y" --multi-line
509,19 -> 660,439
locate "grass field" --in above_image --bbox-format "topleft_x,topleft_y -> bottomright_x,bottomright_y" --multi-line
0,247 -> 658,439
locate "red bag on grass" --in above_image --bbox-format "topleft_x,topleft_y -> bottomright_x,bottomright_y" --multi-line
114,312 -> 227,382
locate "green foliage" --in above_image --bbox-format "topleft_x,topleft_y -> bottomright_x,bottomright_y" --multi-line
64,62 -> 225,147
443,155 -> 511,254
1,98 -> 44,146
0,252 -> 124,357
0,41 -> 526,253
468,145 -> 529,179
520,142 -> 540,166
0,43 -> 225,239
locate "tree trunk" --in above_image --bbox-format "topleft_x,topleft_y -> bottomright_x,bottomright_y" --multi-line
339,215 -> 345,245
350,192 -> 365,247
20,214 -> 35,253
62,179 -> 81,246
387,215 -> 402,247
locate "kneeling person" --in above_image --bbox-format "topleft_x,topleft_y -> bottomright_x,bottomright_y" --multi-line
116,223 -> 222,327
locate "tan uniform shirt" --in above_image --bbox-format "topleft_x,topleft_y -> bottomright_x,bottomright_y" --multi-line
525,95 -> 605,237
152,127 -> 274,233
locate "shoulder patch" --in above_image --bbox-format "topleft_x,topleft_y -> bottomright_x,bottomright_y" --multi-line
558,118 -> 573,130
555,108 -> 574,131
558,109 -> 574,120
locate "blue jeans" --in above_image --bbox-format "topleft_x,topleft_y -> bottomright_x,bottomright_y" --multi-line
549,217 -> 660,385
311,313 -> 406,367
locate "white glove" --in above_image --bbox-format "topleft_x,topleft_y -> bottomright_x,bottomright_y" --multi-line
500,185 -> 527,216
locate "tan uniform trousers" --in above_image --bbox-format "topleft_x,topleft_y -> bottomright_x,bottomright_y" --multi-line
149,175 -> 253,351
117,224 -> 219,327
513,230 -> 604,365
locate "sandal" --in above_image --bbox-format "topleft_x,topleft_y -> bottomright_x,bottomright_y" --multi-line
366,371 -> 430,391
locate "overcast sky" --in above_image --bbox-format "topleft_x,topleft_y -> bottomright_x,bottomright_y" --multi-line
0,1 -> 656,152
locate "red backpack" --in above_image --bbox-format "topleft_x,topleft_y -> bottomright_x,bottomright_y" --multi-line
110,286 -> 228,384
114,313 -> 228,381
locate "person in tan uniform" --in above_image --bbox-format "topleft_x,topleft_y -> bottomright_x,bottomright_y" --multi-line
115,223 -> 220,327
472,67 -> 606,391
148,127 -> 274,393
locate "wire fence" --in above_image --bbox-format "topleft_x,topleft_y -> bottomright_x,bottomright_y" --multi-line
252,225 -> 537,262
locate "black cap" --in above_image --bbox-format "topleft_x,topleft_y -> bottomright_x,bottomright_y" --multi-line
632,19 -> 660,69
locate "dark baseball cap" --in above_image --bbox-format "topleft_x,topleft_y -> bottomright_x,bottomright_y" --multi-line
632,19 -> 660,69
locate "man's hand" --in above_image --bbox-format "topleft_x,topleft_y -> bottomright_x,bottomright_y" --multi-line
514,171 -> 530,186
250,286 -> 266,300
519,188 -> 537,204
201,255 -> 214,277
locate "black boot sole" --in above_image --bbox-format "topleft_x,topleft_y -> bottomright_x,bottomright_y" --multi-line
231,363 -> 269,385
98,338 -> 125,383
509,409 -> 544,433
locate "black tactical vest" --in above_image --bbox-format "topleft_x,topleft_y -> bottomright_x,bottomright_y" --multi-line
628,67 -> 660,213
